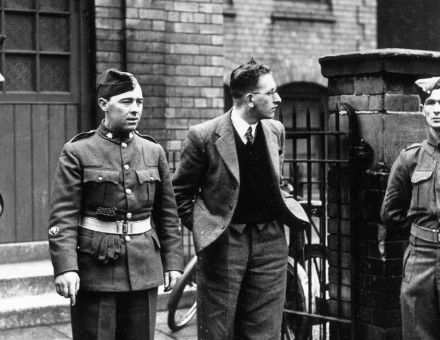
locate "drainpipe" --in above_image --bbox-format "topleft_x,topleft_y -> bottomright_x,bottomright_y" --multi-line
121,0 -> 127,71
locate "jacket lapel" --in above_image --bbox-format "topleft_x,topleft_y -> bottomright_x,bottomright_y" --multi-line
215,111 -> 240,183
261,120 -> 280,179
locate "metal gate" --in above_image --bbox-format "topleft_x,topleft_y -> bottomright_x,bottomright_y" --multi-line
280,103 -> 370,340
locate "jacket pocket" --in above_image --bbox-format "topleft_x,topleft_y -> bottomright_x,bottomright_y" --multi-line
411,169 -> 434,208
82,168 -> 120,207
136,168 -> 161,205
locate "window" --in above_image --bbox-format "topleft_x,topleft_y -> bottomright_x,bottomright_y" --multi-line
0,0 -> 77,99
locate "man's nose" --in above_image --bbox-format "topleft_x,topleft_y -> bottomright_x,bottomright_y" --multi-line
273,92 -> 282,104
434,102 -> 440,113
129,102 -> 141,113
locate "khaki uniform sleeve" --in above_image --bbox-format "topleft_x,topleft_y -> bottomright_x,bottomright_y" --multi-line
152,145 -> 184,272
381,154 -> 412,230
48,143 -> 82,277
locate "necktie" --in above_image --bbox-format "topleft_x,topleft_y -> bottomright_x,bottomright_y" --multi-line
245,126 -> 254,146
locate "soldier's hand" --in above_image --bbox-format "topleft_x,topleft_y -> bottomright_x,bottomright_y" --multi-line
54,271 -> 80,306
164,270 -> 182,292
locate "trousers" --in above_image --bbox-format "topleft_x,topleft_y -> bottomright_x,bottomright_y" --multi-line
71,288 -> 158,340
197,220 -> 288,340
401,235 -> 440,340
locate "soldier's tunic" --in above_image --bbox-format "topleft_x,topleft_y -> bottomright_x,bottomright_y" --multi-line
49,122 -> 184,339
381,133 -> 440,340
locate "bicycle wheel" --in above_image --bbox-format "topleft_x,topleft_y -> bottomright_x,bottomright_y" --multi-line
282,259 -> 309,340
167,255 -> 198,332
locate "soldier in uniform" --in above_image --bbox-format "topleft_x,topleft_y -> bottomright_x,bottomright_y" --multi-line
48,68 -> 184,340
381,77 -> 440,339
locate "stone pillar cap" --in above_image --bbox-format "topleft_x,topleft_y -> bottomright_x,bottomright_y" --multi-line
320,48 -> 440,78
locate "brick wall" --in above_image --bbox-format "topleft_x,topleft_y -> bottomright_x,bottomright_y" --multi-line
95,0 -> 224,151
224,0 -> 376,88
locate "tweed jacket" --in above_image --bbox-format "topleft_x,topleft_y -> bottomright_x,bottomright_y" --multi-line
172,111 -> 308,253
48,123 -> 184,291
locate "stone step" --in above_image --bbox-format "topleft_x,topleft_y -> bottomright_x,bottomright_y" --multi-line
0,260 -> 54,299
0,241 -> 49,264
0,293 -> 70,330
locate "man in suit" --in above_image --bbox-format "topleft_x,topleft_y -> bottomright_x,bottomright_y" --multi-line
49,69 -> 184,340
173,60 -> 308,339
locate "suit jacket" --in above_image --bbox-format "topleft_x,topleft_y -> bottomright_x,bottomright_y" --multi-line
49,123 -> 184,291
172,111 -> 308,253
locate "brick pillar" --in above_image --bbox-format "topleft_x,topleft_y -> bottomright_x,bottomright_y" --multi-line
319,49 -> 440,340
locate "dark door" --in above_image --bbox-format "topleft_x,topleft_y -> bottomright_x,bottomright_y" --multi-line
0,0 -> 94,242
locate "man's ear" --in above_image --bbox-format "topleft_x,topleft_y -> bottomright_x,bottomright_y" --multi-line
246,93 -> 255,108
98,97 -> 108,112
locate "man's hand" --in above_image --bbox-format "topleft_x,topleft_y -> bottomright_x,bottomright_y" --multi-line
54,271 -> 80,306
164,270 -> 182,292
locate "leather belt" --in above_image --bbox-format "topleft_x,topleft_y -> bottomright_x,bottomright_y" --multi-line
80,216 -> 151,235
411,223 -> 440,243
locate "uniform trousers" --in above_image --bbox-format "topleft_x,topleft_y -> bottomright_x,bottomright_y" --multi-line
197,220 -> 288,340
71,288 -> 158,340
401,235 -> 440,340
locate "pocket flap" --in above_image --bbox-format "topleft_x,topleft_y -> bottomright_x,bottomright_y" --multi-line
83,168 -> 120,184
136,168 -> 161,183
411,170 -> 433,184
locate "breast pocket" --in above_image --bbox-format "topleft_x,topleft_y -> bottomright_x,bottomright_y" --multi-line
411,169 -> 434,208
83,168 -> 120,207
136,168 -> 161,206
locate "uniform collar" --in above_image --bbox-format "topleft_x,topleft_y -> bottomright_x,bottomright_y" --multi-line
231,107 -> 258,145
427,130 -> 440,149
97,121 -> 135,143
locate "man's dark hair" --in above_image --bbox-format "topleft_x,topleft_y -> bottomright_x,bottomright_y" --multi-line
229,59 -> 271,99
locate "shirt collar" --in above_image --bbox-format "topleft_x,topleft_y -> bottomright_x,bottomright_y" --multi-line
231,107 -> 258,144
97,121 -> 134,143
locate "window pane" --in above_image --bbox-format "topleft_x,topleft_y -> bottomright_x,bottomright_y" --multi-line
39,0 -> 69,12
40,56 -> 69,92
39,15 -> 69,51
4,55 -> 36,91
5,14 -> 35,50
4,0 -> 35,9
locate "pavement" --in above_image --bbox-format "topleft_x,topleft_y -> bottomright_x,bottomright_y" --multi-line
0,311 -> 197,340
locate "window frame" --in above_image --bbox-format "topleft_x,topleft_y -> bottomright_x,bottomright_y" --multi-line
0,0 -> 79,102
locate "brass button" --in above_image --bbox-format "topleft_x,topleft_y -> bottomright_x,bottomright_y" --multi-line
125,235 -> 131,242
98,176 -> 103,182
126,212 -> 132,219
124,164 -> 130,171
125,188 -> 132,195
121,142 -> 127,148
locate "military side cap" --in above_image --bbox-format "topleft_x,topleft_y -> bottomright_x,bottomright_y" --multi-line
415,76 -> 440,103
96,68 -> 137,100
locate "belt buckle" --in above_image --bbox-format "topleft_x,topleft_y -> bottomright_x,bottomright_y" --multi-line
115,221 -> 123,234
436,230 -> 440,243
127,221 -> 134,234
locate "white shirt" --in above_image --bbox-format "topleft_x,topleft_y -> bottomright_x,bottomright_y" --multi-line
231,108 -> 258,145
